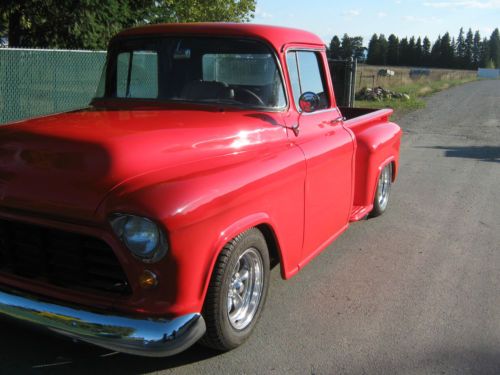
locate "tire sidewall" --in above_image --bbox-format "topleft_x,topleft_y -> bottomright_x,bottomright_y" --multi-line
218,229 -> 270,348
372,163 -> 392,217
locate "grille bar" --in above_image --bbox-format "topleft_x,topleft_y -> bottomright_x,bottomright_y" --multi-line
0,219 -> 130,295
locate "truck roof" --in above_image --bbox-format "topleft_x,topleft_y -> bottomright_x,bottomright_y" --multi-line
115,23 -> 325,51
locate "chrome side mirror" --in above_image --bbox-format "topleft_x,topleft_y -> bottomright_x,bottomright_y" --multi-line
298,92 -> 321,113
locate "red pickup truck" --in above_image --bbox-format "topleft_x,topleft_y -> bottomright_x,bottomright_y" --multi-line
0,23 -> 401,357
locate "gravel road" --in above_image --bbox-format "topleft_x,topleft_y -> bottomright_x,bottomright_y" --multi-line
1,79 -> 499,375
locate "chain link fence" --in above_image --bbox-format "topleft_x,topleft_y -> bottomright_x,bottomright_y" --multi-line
0,48 -> 106,124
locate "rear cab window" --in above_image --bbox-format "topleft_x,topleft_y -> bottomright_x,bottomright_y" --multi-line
202,53 -> 286,108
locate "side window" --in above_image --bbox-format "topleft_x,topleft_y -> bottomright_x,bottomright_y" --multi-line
286,50 -> 330,110
116,50 -> 158,98
286,52 -> 302,109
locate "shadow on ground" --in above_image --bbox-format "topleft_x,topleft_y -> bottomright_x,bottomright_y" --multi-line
0,319 -> 222,374
3,317 -> 499,375
426,145 -> 500,163
348,348 -> 500,375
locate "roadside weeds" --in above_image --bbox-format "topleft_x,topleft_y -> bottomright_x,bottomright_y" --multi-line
355,77 -> 478,120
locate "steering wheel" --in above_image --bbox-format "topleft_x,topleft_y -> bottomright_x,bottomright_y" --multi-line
235,88 -> 265,106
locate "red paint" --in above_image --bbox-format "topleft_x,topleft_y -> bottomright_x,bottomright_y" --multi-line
0,24 -> 401,317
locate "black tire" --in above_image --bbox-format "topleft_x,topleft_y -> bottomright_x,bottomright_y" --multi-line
200,228 -> 270,351
370,163 -> 393,218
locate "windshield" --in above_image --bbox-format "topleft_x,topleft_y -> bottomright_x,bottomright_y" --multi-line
94,37 -> 286,110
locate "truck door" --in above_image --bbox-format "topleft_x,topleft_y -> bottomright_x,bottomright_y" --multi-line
285,50 -> 354,261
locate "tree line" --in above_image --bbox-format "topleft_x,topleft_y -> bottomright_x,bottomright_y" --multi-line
0,0 -> 256,50
330,28 -> 500,70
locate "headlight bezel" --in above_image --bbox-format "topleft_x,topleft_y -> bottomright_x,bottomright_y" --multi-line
109,213 -> 168,263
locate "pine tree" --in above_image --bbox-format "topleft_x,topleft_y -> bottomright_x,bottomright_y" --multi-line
379,34 -> 388,65
431,35 -> 442,67
440,33 -> 454,67
416,37 -> 423,66
422,36 -> 431,66
456,27 -> 465,67
340,34 -> 352,59
489,28 -> 500,68
329,35 -> 342,58
452,36 -> 460,67
387,34 -> 399,65
472,31 -> 481,69
367,34 -> 380,64
366,34 -> 389,65
399,37 -> 410,66
409,37 -> 416,65
464,29 -> 474,69
480,37 -> 491,68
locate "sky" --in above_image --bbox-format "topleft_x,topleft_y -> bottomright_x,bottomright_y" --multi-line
252,0 -> 500,46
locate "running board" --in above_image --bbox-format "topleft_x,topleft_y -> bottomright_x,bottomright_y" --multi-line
349,205 -> 373,222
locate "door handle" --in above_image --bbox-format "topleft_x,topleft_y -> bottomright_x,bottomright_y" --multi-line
329,116 -> 345,125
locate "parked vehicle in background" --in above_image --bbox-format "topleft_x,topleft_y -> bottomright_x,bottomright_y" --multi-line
477,68 -> 500,79
378,68 -> 395,77
410,68 -> 431,78
0,23 -> 402,357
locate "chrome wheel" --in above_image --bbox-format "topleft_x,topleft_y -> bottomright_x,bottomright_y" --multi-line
226,247 -> 263,330
377,164 -> 392,211
201,228 -> 270,351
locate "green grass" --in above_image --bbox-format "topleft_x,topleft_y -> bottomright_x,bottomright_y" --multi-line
355,77 -> 477,119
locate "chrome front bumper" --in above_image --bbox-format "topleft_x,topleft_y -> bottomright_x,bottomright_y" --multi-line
0,288 -> 206,357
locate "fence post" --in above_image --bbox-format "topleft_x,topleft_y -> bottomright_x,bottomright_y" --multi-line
52,53 -> 57,113
351,59 -> 357,107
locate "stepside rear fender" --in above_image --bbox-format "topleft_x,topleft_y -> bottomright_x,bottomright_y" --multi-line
351,121 -> 402,208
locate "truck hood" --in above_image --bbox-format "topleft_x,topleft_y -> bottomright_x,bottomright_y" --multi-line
0,108 -> 285,221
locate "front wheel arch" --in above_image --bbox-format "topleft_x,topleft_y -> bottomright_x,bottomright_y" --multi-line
202,216 -> 284,302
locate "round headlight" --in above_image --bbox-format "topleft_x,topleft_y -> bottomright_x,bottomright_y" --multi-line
110,214 -> 167,262
123,216 -> 159,257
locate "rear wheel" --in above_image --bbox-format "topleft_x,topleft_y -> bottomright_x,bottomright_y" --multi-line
370,163 -> 392,217
200,228 -> 270,351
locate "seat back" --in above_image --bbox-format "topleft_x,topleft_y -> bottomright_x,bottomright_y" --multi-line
181,80 -> 233,101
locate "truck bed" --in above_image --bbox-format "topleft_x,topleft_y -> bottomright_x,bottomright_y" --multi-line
338,106 -> 401,221
339,107 -> 392,125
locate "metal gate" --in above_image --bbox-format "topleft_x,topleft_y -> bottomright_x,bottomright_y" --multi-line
328,58 -> 357,107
